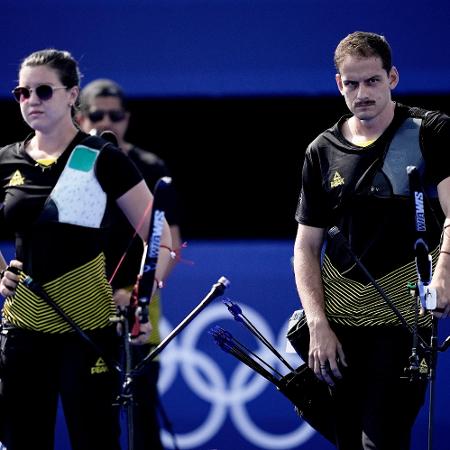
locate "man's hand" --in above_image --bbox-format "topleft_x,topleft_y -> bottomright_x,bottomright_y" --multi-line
429,271 -> 450,318
308,319 -> 347,386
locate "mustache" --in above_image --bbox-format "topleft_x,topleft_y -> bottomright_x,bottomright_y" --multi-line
355,100 -> 376,107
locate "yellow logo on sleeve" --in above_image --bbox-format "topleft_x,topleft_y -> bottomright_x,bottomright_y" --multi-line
8,170 -> 25,186
330,171 -> 345,188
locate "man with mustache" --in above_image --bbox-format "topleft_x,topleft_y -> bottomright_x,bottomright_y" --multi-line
293,31 -> 450,449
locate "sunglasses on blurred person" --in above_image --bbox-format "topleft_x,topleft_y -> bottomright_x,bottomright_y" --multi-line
86,109 -> 126,123
12,84 -> 68,103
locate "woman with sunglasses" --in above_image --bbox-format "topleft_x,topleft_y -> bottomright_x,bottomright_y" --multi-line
0,49 -> 172,450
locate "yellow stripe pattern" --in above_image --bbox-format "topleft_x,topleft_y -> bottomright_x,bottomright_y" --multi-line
3,253 -> 116,333
322,247 -> 437,328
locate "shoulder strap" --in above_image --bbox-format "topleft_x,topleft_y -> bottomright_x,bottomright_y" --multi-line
78,134 -> 112,152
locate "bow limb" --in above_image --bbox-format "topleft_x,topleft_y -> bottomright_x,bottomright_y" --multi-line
116,179 -> 172,291
116,178 -> 172,338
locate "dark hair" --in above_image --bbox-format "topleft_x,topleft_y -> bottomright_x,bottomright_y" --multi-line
334,31 -> 393,74
19,49 -> 82,115
79,79 -> 126,113
20,48 -> 81,88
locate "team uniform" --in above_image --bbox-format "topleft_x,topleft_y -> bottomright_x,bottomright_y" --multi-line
296,103 -> 450,449
0,131 -> 143,450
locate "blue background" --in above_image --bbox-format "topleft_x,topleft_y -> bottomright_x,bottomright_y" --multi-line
1,0 -> 450,97
2,0 -> 450,241
2,1 -> 450,447
1,240 -> 450,449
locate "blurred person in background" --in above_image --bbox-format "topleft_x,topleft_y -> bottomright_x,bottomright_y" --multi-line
78,79 -> 182,450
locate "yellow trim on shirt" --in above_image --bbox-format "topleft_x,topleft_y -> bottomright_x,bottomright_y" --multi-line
355,139 -> 376,148
36,158 -> 57,166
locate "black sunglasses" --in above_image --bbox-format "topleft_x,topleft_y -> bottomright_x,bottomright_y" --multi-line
87,109 -> 126,123
12,84 -> 67,103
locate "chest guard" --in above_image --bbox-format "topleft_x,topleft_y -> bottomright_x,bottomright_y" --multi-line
40,144 -> 107,228
376,116 -> 436,198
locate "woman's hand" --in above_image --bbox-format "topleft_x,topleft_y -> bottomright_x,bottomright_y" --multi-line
0,260 -> 23,297
130,320 -> 152,346
113,288 -> 133,307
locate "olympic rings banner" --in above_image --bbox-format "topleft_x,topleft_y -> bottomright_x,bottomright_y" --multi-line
153,241 -> 450,450
157,241 -> 319,450
1,240 -> 450,449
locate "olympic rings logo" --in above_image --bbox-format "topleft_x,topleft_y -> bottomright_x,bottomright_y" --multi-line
158,303 -> 316,449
